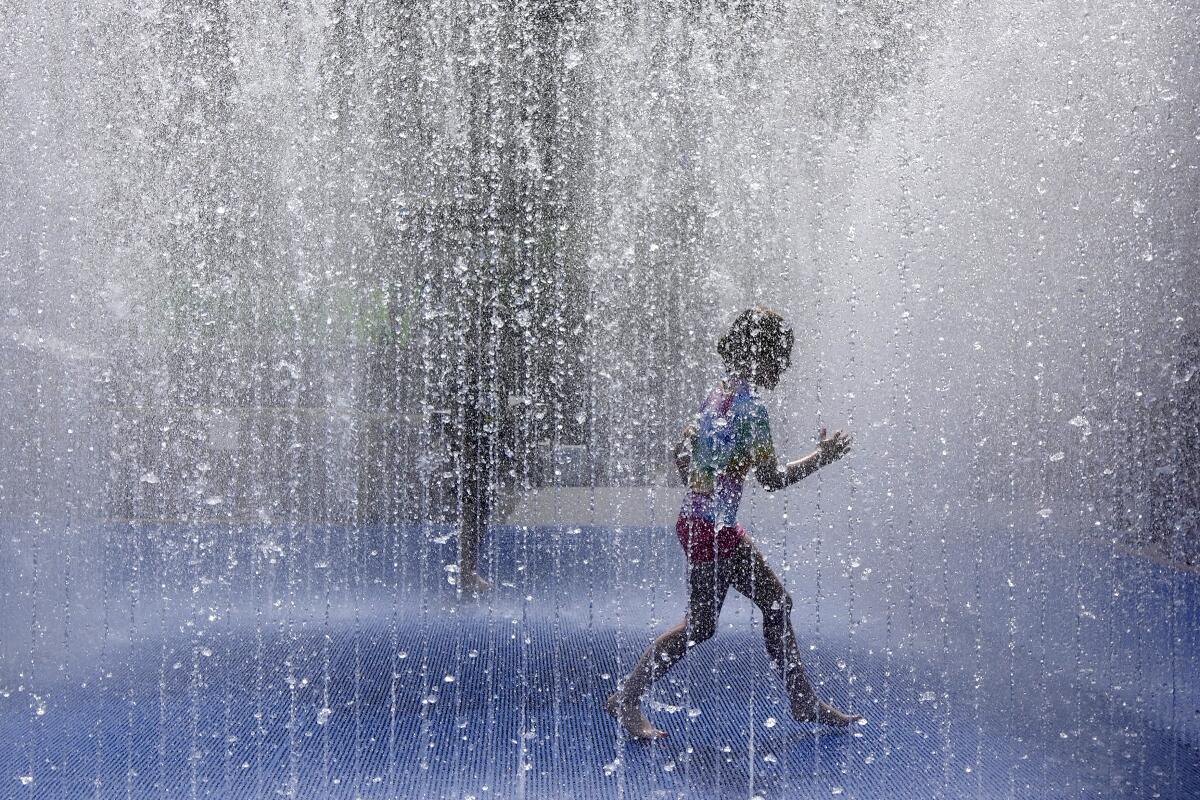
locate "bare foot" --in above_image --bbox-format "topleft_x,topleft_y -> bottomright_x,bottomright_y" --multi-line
791,696 -> 863,727
458,571 -> 492,595
605,692 -> 667,740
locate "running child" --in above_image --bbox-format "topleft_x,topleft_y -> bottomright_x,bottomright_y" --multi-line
606,306 -> 862,739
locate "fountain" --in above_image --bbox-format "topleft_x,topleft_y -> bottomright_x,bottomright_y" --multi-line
1,1 -> 1196,798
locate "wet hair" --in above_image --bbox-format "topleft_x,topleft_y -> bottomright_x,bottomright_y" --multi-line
717,306 -> 794,378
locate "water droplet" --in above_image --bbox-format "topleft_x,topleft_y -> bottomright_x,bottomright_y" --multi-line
648,700 -> 683,714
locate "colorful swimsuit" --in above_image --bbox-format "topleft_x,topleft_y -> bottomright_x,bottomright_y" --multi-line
677,377 -> 776,562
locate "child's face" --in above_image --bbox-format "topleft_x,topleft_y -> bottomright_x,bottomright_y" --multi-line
752,332 -> 793,390
754,359 -> 786,390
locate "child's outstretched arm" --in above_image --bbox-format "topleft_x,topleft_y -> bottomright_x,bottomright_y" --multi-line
756,427 -> 853,491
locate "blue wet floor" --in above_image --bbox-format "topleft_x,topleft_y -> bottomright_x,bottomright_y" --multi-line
1,522 -> 1196,799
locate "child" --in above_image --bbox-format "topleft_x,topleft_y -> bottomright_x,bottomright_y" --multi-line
606,307 -> 861,739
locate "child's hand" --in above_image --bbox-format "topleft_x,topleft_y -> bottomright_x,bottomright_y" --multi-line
816,427 -> 853,465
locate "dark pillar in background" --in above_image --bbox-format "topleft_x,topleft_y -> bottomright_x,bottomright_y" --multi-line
357,0 -> 591,525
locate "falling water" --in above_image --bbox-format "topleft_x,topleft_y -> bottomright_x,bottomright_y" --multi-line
1,1 -> 1196,798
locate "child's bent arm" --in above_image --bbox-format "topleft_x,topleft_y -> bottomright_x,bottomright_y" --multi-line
673,424 -> 697,484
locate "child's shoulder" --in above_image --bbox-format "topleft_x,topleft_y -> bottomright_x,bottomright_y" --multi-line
731,384 -> 768,418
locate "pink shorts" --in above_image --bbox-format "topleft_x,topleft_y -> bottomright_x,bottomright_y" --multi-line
676,515 -> 747,563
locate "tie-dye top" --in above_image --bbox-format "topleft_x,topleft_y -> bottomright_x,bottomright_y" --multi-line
679,377 -> 776,529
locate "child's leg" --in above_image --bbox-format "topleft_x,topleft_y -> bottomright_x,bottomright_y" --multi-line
607,559 -> 728,738
727,542 -> 813,700
730,541 -> 861,726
